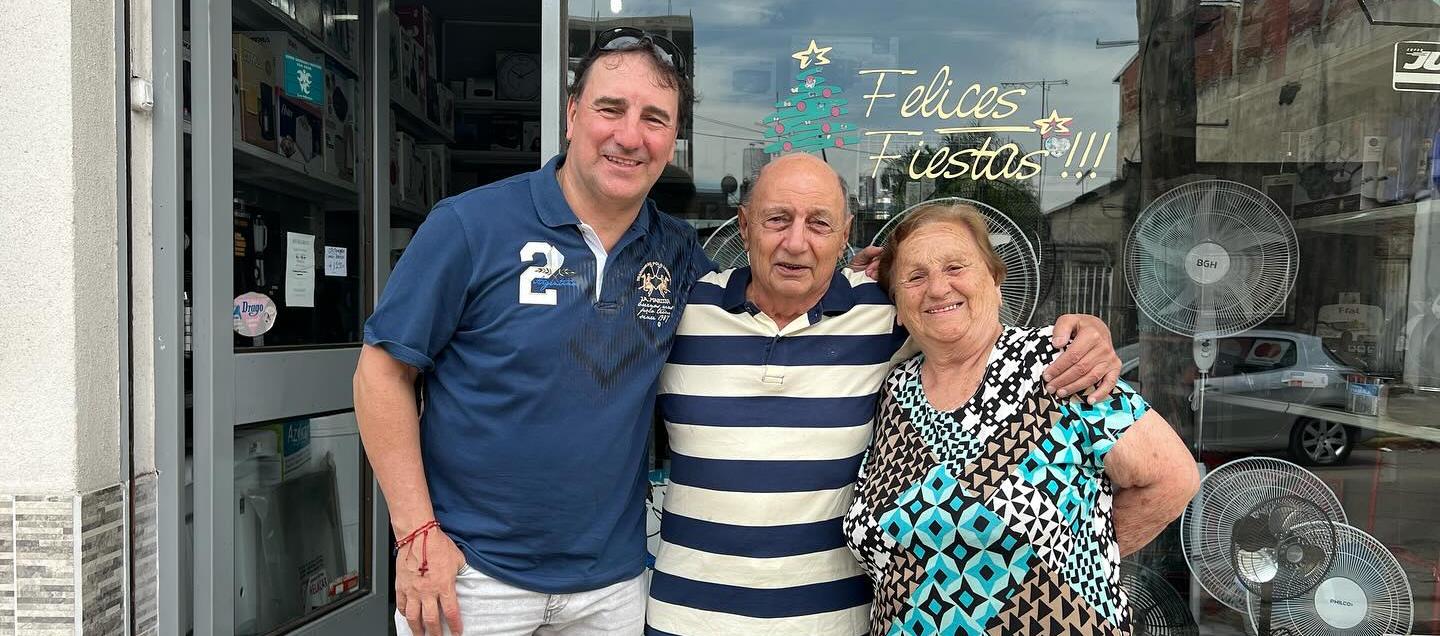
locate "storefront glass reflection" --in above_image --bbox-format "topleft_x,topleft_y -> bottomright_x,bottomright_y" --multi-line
569,0 -> 1440,632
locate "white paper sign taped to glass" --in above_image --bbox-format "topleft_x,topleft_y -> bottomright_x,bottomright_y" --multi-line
286,232 -> 316,308
234,292 -> 278,337
1393,41 -> 1440,92
324,246 -> 347,277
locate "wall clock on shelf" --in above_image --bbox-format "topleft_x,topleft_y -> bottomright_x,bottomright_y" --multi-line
497,51 -> 541,101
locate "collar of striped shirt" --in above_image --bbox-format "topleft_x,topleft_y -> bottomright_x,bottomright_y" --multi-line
718,267 -> 861,323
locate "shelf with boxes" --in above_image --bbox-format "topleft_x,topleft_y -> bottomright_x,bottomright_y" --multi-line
389,5 -> 456,145
234,139 -> 358,201
388,128 -> 449,215
229,7 -> 364,202
233,0 -> 360,76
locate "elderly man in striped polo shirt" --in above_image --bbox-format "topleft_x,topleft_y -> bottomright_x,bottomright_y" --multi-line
644,153 -> 1122,635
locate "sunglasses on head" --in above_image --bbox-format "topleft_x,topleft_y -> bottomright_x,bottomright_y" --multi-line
591,27 -> 687,75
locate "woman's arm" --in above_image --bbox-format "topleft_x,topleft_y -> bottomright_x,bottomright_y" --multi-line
1104,410 -> 1200,556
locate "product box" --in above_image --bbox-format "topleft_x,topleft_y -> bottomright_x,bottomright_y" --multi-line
522,120 -> 541,153
323,63 -> 357,182
233,34 -> 278,152
396,33 -> 425,115
387,12 -> 402,102
294,0 -> 324,37
232,70 -> 242,140
235,418 -> 312,484
418,144 -> 449,207
489,115 -> 523,151
396,130 -> 418,203
241,32 -> 327,170
278,95 -> 324,173
267,0 -> 296,19
403,134 -> 426,204
435,83 -> 455,137
321,0 -> 358,65
389,124 -> 402,204
394,5 -> 436,80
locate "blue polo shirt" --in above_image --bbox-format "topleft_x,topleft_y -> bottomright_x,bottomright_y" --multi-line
364,155 -> 712,593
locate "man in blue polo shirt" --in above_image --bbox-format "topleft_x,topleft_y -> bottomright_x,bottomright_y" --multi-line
355,32 -> 709,636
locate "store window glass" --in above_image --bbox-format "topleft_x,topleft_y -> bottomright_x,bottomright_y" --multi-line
233,412 -> 368,635
226,0 -> 367,350
569,1 -> 1440,633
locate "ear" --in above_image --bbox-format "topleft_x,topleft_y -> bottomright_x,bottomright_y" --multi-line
565,98 -> 578,142
736,207 -> 751,248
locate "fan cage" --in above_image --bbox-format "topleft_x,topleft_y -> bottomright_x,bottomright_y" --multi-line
1124,180 -> 1299,338
1245,523 -> 1413,636
1181,458 -> 1346,612
1121,562 -> 1198,636
869,197 -> 1041,326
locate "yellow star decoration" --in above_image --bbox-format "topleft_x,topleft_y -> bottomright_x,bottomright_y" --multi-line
791,39 -> 833,70
1033,110 -> 1073,136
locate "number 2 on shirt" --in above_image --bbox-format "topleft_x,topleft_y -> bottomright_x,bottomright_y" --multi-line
519,241 -> 565,305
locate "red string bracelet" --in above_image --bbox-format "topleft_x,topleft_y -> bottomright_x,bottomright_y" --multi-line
395,520 -> 442,576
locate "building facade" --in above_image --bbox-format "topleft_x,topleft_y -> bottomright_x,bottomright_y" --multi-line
3,0 -> 1440,634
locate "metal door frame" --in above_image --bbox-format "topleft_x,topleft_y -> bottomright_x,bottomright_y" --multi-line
157,0 -> 564,632
159,0 -> 395,632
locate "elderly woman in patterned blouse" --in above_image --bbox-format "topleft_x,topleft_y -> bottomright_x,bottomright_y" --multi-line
843,202 -> 1198,636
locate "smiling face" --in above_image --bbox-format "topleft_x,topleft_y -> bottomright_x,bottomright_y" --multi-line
739,155 -> 852,312
563,51 -> 679,210
891,221 -> 1004,351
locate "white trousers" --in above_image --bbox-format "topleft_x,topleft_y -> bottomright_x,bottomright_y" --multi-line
394,565 -> 646,636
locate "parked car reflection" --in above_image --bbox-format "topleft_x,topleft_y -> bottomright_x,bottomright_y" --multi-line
1119,330 -> 1376,465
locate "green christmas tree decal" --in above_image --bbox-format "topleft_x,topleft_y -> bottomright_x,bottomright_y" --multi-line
763,40 -> 860,154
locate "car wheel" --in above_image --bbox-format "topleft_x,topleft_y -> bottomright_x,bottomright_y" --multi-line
1289,417 -> 1352,466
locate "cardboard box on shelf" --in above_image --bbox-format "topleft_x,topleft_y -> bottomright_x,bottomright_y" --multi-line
278,95 -> 324,173
463,77 -> 496,100
522,121 -> 541,153
235,418 -> 312,484
234,34 -> 278,152
294,0 -> 324,38
417,148 -> 435,209
387,12 -> 402,103
403,134 -> 426,204
489,116 -> 523,151
389,122 -> 402,204
266,0 -> 297,19
238,31 -> 326,107
397,33 -> 425,115
436,83 -> 455,137
396,131 -> 419,203
240,31 -> 326,171
419,144 -> 449,206
323,64 -> 356,182
321,0 -> 359,66
394,5 -> 436,80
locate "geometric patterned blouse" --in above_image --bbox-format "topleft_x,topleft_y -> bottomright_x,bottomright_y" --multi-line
842,326 -> 1149,636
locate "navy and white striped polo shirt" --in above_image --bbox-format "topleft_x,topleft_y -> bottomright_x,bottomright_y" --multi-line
646,267 -> 912,635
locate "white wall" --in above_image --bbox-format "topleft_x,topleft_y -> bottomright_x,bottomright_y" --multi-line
0,0 -> 122,494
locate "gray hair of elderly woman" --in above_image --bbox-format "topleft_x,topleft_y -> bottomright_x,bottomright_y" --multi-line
876,201 -> 1008,292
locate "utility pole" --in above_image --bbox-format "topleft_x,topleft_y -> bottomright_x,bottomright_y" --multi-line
999,79 -> 1068,211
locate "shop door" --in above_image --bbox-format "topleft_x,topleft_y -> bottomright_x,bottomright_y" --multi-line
186,0 -> 389,633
